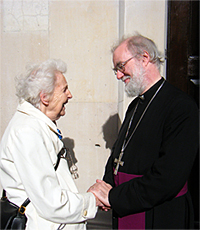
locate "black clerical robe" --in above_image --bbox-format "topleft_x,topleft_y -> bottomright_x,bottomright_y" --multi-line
103,78 -> 199,229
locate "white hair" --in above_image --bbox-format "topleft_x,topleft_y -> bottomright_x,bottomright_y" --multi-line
15,59 -> 67,109
112,33 -> 164,71
125,61 -> 147,97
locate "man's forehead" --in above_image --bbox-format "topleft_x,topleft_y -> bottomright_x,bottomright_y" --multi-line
113,42 -> 130,62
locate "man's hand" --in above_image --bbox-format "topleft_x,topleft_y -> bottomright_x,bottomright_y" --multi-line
88,179 -> 112,208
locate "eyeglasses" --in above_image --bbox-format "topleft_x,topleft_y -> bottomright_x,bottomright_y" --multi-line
113,56 -> 135,75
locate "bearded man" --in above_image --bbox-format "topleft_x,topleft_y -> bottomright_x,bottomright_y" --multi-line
88,34 -> 199,229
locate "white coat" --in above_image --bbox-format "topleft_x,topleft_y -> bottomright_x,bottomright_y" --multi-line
0,101 -> 97,230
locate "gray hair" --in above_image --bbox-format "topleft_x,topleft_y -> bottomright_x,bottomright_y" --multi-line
15,59 -> 67,109
112,33 -> 164,70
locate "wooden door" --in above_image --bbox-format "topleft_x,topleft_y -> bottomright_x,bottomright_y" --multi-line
166,0 -> 199,228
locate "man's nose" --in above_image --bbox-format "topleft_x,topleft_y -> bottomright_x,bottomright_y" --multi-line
116,70 -> 124,80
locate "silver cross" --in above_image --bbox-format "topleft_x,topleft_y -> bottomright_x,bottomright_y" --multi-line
114,152 -> 124,175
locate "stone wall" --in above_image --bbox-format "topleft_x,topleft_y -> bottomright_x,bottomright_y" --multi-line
0,0 -> 166,192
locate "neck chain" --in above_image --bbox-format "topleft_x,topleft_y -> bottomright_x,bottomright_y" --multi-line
52,128 -> 79,179
114,79 -> 165,175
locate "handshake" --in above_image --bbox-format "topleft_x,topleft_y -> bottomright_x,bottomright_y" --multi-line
87,179 -> 112,211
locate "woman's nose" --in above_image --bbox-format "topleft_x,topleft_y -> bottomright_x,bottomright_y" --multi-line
67,90 -> 73,99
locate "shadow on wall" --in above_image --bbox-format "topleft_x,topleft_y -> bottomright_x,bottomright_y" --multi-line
88,114 -> 121,229
61,115 -> 121,229
62,137 -> 79,179
61,113 -> 121,176
62,137 -> 77,169
102,113 -> 121,151
62,113 -> 121,166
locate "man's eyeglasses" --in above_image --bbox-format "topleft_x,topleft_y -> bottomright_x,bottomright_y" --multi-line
113,56 -> 135,75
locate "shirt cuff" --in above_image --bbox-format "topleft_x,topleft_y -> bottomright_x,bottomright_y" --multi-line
81,192 -> 98,219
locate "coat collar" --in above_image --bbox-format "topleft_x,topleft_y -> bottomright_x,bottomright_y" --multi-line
17,100 -> 61,137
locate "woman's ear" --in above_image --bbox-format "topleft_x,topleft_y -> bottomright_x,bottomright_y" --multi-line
40,92 -> 49,106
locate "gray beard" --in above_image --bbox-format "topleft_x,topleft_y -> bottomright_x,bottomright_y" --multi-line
124,71 -> 146,97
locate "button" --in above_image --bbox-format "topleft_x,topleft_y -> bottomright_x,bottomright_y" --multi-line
83,210 -> 87,216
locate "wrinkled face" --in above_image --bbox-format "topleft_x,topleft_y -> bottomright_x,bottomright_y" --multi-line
113,42 -> 147,97
48,72 -> 72,121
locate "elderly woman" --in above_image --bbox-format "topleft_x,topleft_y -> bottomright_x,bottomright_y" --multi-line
0,59 -> 98,229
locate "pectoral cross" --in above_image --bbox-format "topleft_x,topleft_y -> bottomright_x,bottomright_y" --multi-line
114,152 -> 124,175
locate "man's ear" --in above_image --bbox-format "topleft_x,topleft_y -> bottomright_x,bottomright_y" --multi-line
142,51 -> 150,67
40,92 -> 49,106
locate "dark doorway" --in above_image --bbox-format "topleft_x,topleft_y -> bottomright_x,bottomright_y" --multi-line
166,0 -> 199,228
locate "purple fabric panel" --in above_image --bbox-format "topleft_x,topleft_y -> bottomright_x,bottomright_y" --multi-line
114,171 -> 188,229
114,171 -> 143,186
114,172 -> 145,229
118,212 -> 145,229
176,181 -> 188,197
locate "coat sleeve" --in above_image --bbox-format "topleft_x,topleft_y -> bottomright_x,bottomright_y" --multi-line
108,97 -> 199,217
8,124 -> 97,223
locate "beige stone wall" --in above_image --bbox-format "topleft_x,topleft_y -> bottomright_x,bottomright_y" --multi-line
0,0 -> 166,193
119,0 -> 167,120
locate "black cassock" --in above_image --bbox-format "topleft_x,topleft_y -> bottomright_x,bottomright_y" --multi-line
103,78 -> 199,229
